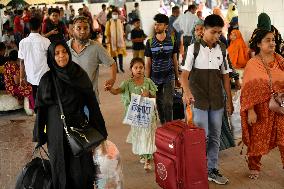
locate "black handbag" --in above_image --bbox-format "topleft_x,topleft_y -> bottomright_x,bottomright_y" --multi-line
15,147 -> 53,189
52,74 -> 106,157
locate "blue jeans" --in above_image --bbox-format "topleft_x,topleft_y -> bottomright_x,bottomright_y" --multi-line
156,81 -> 174,124
193,107 -> 224,170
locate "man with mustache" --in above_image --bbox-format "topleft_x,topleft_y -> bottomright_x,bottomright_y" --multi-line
67,16 -> 117,103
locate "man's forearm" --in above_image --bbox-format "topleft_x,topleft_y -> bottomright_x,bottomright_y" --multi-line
180,70 -> 191,94
110,63 -> 117,81
19,60 -> 25,80
145,57 -> 151,78
223,74 -> 232,100
173,54 -> 179,79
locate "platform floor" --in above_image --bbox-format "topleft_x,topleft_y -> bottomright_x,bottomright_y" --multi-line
0,51 -> 283,189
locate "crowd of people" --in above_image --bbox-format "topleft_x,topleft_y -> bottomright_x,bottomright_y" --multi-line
0,0 -> 283,188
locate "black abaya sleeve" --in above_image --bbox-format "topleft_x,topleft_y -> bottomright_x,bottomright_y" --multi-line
32,72 -> 53,146
33,107 -> 47,146
84,91 -> 108,139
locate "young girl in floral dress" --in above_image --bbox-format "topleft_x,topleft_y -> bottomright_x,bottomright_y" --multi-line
106,57 -> 157,171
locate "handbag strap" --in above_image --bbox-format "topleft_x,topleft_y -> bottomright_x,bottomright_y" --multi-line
51,74 -> 70,135
259,55 -> 274,94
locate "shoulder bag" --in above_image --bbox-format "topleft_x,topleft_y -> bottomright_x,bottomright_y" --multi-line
52,74 -> 106,157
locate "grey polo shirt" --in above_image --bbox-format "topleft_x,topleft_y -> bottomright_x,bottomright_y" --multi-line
67,39 -> 114,101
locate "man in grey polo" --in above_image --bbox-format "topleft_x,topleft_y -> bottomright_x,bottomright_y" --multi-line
67,16 -> 116,101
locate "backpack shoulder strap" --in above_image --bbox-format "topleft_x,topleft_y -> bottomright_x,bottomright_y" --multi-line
192,41 -> 200,68
149,36 -> 153,48
170,34 -> 175,47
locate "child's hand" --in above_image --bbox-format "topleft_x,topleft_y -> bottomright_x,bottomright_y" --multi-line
104,84 -> 112,91
104,79 -> 115,91
141,89 -> 149,97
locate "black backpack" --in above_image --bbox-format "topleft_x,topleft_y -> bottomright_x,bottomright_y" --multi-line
15,147 -> 53,189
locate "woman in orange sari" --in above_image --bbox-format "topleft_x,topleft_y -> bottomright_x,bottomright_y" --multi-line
241,29 -> 284,179
228,29 -> 250,68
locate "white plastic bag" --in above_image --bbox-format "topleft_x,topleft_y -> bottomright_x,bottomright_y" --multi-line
230,90 -> 242,139
93,140 -> 123,189
123,93 -> 156,128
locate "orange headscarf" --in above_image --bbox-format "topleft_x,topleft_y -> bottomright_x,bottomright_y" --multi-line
228,29 -> 250,68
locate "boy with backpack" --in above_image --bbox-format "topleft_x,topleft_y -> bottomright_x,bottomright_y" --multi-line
180,14 -> 234,185
145,13 -> 180,124
131,18 -> 147,59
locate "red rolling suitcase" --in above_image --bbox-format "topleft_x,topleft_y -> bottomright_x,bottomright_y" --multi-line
154,120 -> 208,189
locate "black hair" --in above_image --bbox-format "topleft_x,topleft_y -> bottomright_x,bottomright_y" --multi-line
204,14 -> 224,28
9,50 -> 18,61
7,27 -> 13,32
0,42 -> 6,51
188,4 -> 197,11
172,6 -> 179,12
48,8 -> 60,15
134,2 -> 139,7
249,29 -> 273,55
154,13 -> 169,25
102,4 -> 106,9
132,18 -> 140,24
68,19 -> 74,25
29,17 -> 41,31
17,10 -> 23,15
130,57 -> 145,71
112,8 -> 119,13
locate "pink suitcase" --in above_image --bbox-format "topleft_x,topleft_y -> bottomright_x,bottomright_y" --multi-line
154,120 -> 208,189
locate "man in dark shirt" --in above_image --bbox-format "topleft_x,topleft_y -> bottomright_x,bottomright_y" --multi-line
42,8 -> 68,43
145,14 -> 180,124
131,18 -> 147,59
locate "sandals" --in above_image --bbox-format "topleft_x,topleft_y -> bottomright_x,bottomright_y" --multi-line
144,162 -> 152,171
139,157 -> 146,164
248,170 -> 260,180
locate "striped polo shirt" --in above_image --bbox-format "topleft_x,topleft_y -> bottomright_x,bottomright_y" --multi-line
145,35 -> 178,84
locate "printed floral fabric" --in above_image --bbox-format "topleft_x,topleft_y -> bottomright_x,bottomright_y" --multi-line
4,62 -> 32,101
240,54 -> 284,156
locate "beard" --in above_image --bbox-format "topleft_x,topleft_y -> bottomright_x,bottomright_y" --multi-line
155,30 -> 164,34
73,33 -> 89,45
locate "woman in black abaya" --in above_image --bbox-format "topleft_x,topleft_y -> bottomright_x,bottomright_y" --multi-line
33,41 -> 108,189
